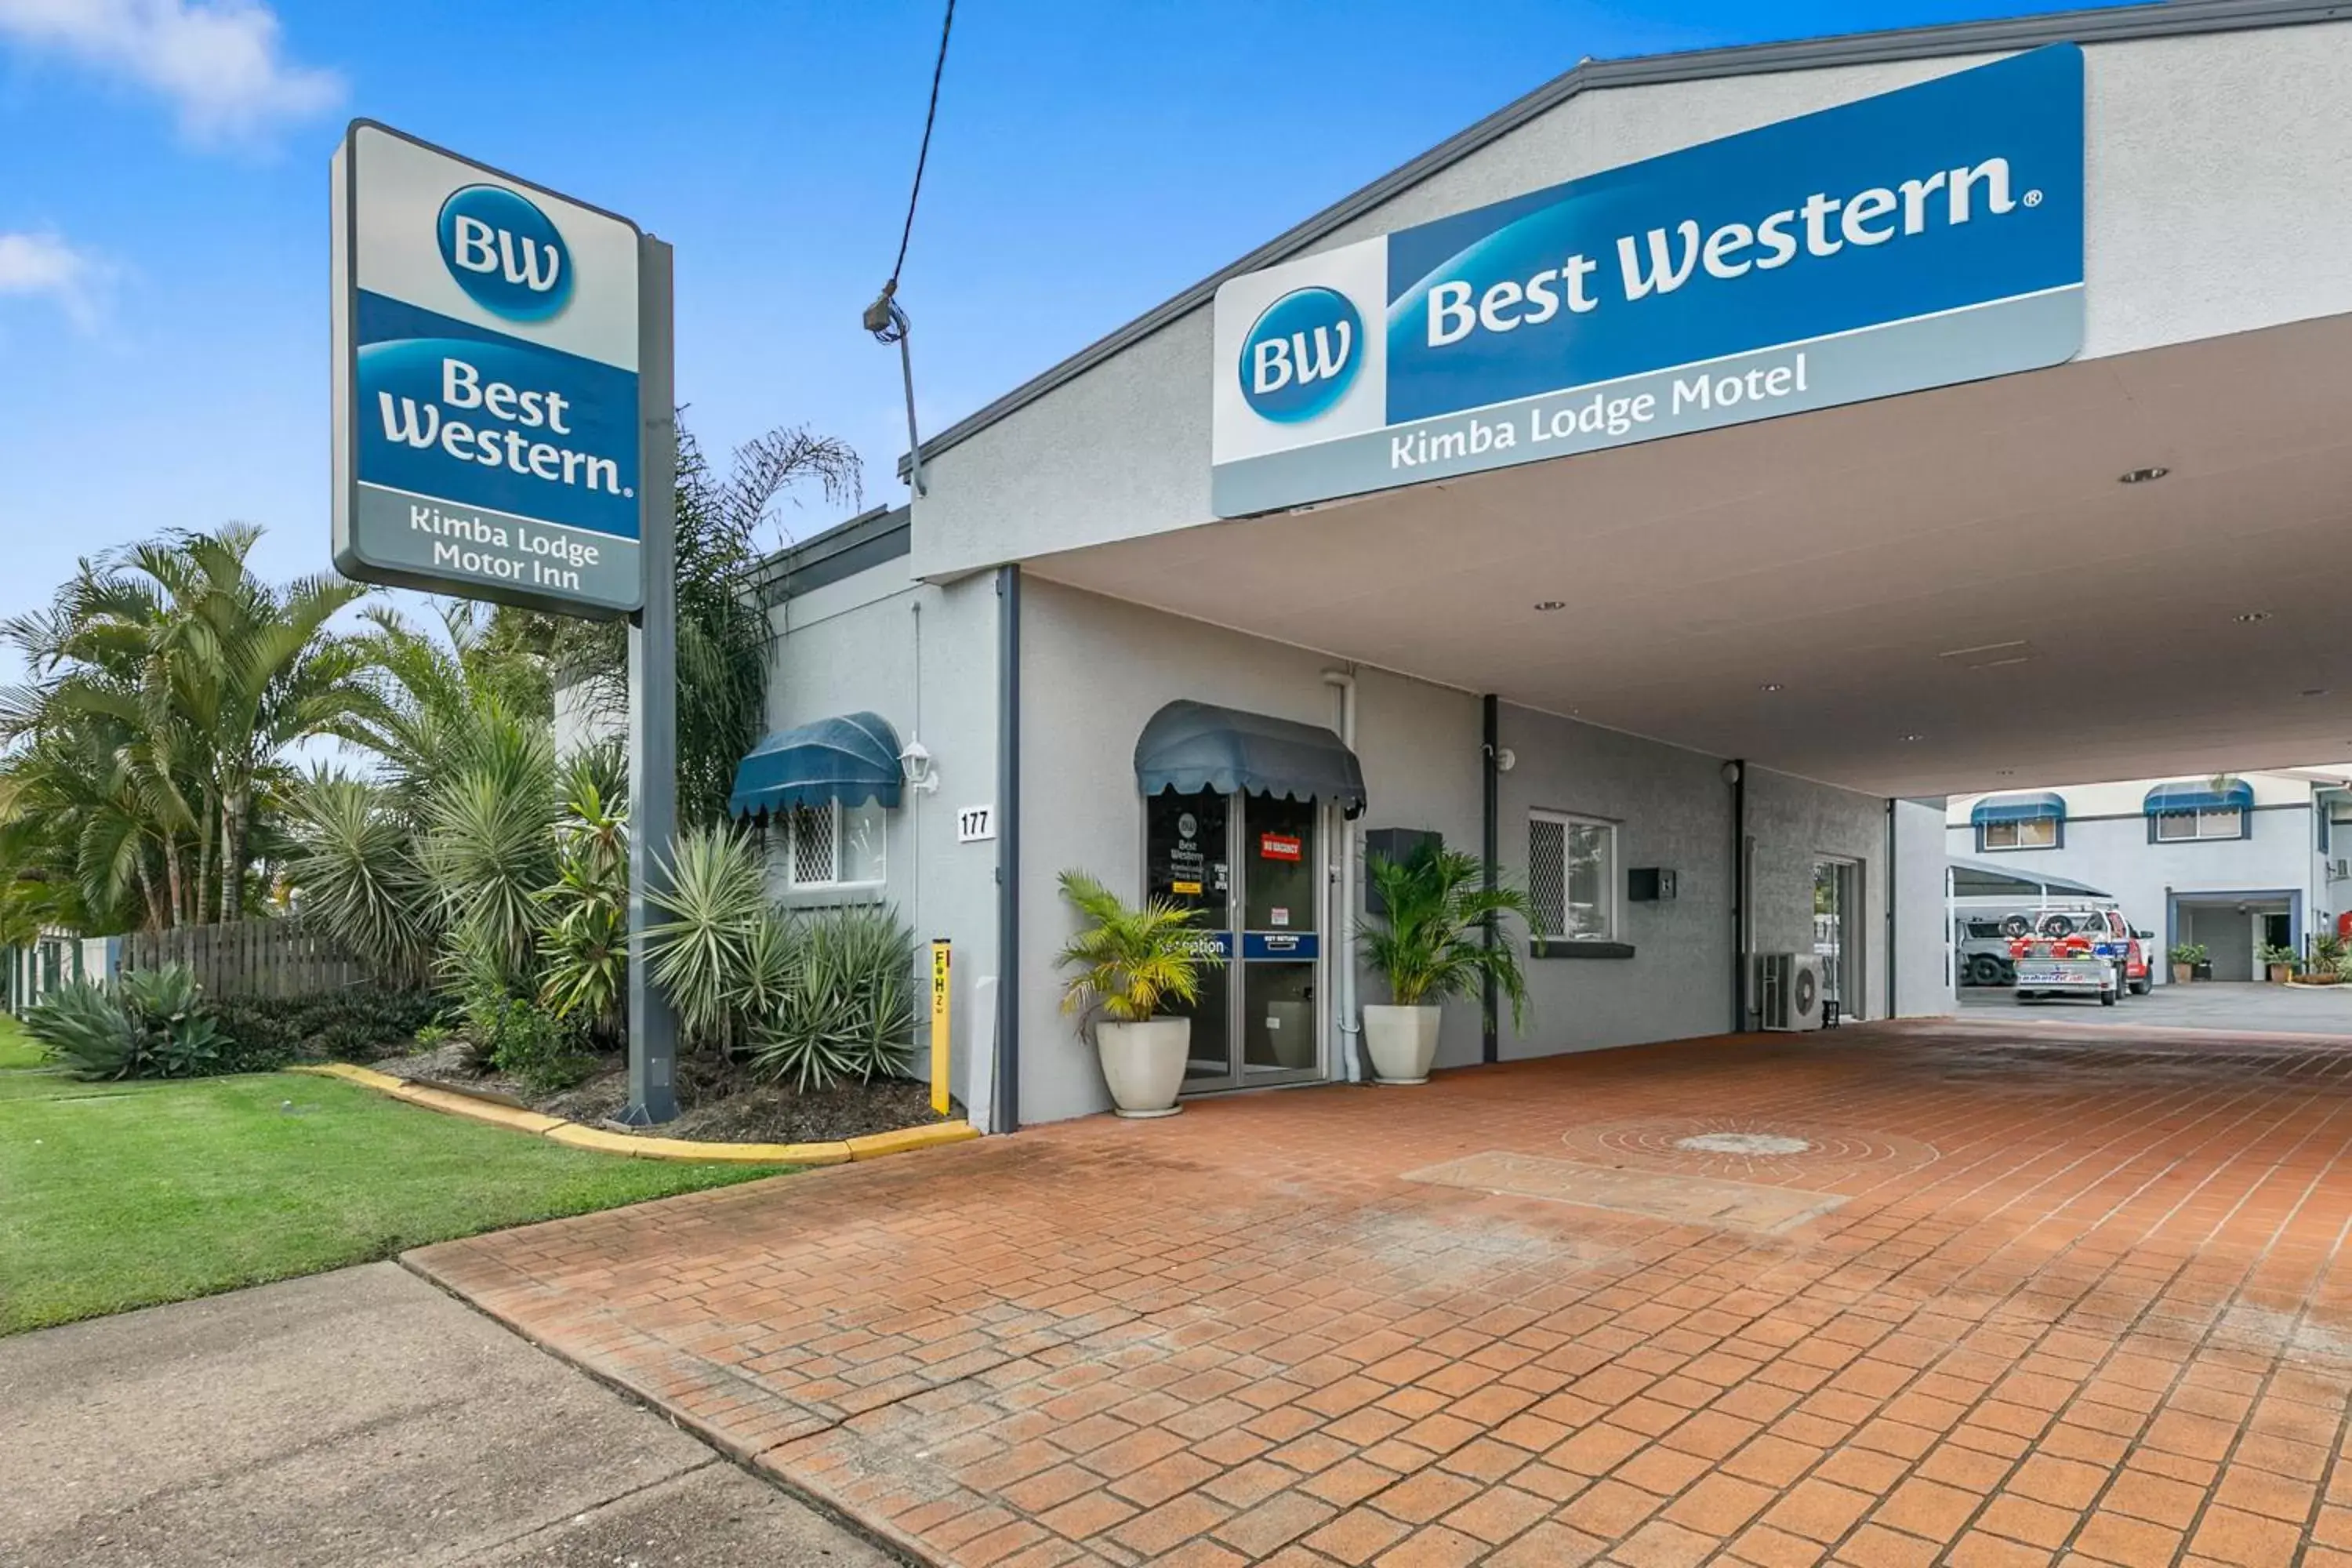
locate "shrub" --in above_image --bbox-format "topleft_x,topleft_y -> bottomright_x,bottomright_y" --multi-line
481,998 -> 594,1094
25,964 -> 236,1080
751,906 -> 915,1091
209,985 -> 442,1066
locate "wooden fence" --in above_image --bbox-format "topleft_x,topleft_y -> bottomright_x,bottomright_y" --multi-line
121,918 -> 365,1000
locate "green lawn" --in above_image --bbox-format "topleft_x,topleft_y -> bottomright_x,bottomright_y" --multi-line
0,1012 -> 42,1070
0,1066 -> 789,1335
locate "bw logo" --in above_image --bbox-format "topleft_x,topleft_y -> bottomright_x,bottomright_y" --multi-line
1240,286 -> 1361,423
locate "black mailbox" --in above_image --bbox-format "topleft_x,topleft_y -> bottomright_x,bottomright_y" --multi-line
1628,867 -> 1676,902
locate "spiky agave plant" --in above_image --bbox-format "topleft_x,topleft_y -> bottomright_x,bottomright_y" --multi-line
286,769 -> 434,988
643,822 -> 768,1051
1054,870 -> 1216,1027
535,774 -> 630,1040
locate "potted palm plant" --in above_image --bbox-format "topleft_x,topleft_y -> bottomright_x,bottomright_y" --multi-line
1357,844 -> 1537,1084
2261,943 -> 2298,984
2169,943 -> 2206,984
1056,870 -> 1219,1118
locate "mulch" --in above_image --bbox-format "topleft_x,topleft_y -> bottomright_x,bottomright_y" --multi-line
368,1043 -> 961,1145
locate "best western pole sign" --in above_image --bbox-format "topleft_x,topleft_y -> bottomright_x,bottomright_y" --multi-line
332,122 -> 644,615
1210,45 -> 2085,517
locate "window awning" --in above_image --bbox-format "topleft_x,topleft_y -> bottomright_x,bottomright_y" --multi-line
728,711 -> 902,819
1970,791 -> 2065,826
2143,779 -> 2253,815
1134,700 -> 1368,818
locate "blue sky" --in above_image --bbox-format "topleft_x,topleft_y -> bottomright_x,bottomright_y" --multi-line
0,0 -> 2128,655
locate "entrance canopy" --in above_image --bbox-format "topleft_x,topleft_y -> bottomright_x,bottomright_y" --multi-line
1034,310 -> 2352,799
1134,700 -> 1367,818
728,712 -> 902,819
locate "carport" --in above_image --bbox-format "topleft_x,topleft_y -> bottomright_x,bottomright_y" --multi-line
834,0 -> 2352,1134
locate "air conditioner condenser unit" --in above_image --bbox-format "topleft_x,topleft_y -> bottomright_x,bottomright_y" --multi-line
1757,953 -> 1825,1032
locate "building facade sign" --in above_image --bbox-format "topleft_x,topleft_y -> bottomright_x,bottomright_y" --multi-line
1210,45 -> 2084,517
332,122 -> 646,615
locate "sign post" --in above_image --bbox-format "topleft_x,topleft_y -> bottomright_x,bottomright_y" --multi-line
332,122 -> 679,1121
622,236 -> 680,1124
929,939 -> 952,1116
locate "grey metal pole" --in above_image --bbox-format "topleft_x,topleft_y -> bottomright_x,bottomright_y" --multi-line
622,234 -> 680,1126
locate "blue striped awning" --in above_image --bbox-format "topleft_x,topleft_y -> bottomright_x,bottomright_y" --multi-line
2143,779 -> 2253,815
1971,791 -> 2065,826
728,712 -> 902,819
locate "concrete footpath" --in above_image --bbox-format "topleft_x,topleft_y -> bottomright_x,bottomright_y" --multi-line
0,1262 -> 894,1568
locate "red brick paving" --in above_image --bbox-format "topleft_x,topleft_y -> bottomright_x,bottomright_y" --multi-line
408,1020 -> 2352,1566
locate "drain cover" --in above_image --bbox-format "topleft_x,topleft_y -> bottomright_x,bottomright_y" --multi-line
1675,1131 -> 1813,1156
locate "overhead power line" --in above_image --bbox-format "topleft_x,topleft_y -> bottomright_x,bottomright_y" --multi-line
864,0 -> 957,496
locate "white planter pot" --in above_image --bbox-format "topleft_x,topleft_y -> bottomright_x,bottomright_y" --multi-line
1363,1004 -> 1442,1085
1096,1017 -> 1191,1118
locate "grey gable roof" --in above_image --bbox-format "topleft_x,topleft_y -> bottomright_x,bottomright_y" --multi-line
902,0 -> 2344,477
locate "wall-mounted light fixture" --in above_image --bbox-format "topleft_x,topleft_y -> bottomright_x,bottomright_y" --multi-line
899,738 -> 940,794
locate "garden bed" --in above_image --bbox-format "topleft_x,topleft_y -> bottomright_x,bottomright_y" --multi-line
370,1042 -> 961,1145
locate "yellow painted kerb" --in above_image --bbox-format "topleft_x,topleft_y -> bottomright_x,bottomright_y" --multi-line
289,1062 -> 979,1164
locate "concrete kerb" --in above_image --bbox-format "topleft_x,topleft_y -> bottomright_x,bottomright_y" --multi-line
289,1061 -> 979,1165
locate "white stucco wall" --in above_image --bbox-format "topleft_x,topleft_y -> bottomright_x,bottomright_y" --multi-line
1896,798 -> 1958,1015
1945,796 -> 2325,984
1015,578 -> 1485,1123
1746,768 -> 1895,1024
1007,583 -> 1935,1122
1494,704 -> 1737,1052
910,20 -> 2352,582
760,568 -> 1002,1120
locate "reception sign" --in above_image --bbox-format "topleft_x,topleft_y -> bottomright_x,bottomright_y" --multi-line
1210,45 -> 2084,517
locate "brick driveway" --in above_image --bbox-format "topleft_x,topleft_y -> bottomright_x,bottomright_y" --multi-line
410,1021 -> 2352,1567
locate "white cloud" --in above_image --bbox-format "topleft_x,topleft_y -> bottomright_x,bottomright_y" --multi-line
0,230 -> 107,328
0,0 -> 341,145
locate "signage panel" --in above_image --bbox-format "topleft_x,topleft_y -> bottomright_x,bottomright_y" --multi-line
333,122 -> 645,615
1210,45 -> 2084,517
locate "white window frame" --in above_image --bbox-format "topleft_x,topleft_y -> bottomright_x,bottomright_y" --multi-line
2154,807 -> 2244,843
779,798 -> 887,892
1530,809 -> 1618,943
1980,814 -> 2059,851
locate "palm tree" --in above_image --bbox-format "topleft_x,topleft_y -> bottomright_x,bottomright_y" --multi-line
1,525 -> 384,930
539,423 -> 862,826
1359,844 -> 1539,1033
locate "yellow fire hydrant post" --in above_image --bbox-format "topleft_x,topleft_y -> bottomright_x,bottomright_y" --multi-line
929,938 -> 951,1116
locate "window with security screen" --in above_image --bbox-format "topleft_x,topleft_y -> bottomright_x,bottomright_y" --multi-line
1530,811 -> 1616,941
779,800 -> 887,890
2154,807 -> 2243,842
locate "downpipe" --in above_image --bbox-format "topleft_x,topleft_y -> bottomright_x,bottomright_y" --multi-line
1323,670 -> 1362,1082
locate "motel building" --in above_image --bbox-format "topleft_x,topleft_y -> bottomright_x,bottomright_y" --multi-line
717,1 -> 2352,1131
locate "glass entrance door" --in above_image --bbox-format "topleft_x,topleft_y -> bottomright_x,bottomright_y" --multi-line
1813,857 -> 1861,1018
1144,788 -> 1323,1091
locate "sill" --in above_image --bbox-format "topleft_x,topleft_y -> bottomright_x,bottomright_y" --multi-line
775,884 -> 886,909
1532,939 -> 1635,960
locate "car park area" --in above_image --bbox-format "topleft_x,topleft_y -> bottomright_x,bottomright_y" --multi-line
1965,979 -> 2352,1034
